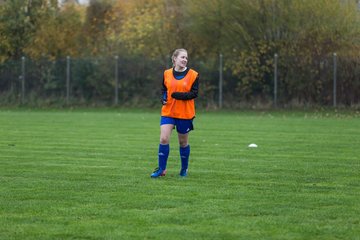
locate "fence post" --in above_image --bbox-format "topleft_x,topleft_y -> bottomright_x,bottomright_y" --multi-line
114,55 -> 119,105
219,53 -> 223,109
21,56 -> 26,104
274,53 -> 278,108
66,56 -> 70,105
333,53 -> 337,107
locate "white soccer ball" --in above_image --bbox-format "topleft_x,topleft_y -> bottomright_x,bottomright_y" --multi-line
248,143 -> 258,148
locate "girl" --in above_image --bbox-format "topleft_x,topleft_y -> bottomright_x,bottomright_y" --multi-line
151,48 -> 199,178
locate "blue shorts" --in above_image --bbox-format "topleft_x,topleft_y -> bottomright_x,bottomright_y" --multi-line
160,116 -> 194,134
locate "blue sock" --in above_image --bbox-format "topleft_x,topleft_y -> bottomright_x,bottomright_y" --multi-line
158,144 -> 169,170
180,145 -> 190,170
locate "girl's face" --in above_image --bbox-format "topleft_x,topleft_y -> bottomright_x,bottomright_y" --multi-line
174,51 -> 188,70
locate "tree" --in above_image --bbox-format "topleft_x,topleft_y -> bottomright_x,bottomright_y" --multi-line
0,0 -> 62,61
0,0 -> 33,60
120,0 -> 195,63
82,0 -> 114,56
24,3 -> 84,60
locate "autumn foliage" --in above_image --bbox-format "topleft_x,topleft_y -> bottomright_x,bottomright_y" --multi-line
0,0 -> 359,106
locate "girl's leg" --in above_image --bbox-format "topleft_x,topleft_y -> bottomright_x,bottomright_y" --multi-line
158,124 -> 174,170
151,124 -> 174,178
178,133 -> 190,176
160,124 -> 174,145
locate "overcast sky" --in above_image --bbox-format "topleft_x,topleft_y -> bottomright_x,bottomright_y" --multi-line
78,0 -> 89,4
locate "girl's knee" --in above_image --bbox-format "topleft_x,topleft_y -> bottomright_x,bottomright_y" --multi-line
178,139 -> 188,148
160,136 -> 170,145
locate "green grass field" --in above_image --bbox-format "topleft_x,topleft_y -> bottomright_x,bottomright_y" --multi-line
0,109 -> 359,240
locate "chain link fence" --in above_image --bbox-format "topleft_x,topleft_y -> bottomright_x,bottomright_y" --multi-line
0,54 -> 359,108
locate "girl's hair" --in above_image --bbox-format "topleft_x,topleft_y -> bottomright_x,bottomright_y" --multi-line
171,48 -> 187,66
